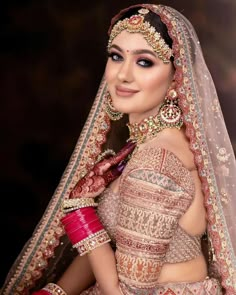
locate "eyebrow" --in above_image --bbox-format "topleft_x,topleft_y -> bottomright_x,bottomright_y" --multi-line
109,44 -> 157,58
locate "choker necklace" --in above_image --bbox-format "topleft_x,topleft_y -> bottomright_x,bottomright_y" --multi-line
127,112 -> 183,144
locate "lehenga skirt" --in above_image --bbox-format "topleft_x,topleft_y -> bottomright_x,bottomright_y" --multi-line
81,277 -> 222,295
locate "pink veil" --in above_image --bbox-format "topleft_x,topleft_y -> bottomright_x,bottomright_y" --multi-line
2,4 -> 236,295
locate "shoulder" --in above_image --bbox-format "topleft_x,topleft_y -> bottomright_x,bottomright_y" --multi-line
122,131 -> 195,196
141,128 -> 196,171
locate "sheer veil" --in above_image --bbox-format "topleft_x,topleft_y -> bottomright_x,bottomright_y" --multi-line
2,4 -> 236,295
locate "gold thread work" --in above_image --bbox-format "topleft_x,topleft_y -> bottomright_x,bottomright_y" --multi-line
108,9 -> 173,64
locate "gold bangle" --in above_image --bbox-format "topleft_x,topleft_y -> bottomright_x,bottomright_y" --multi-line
43,283 -> 67,295
73,229 -> 111,256
62,198 -> 98,213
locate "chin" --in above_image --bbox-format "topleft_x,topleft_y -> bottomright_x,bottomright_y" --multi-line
112,102 -> 133,114
115,106 -> 138,115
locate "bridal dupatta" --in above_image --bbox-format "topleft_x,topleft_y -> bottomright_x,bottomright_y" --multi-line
2,4 -> 236,295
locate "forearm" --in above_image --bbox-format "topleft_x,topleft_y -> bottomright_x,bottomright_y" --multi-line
87,243 -> 122,295
61,208 -> 122,294
57,243 -> 122,295
56,254 -> 95,295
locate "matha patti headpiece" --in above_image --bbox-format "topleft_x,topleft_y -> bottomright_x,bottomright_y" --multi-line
108,8 -> 173,64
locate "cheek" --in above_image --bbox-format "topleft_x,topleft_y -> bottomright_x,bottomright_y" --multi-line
140,73 -> 166,92
141,68 -> 173,92
105,63 -> 116,85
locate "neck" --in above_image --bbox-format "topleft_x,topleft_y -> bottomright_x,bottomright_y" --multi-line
127,111 -> 183,144
128,108 -> 161,124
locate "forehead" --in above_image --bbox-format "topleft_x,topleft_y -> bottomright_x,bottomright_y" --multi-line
111,30 -> 154,51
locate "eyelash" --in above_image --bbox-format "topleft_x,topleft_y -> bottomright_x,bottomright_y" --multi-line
107,52 -> 154,68
138,59 -> 154,68
107,52 -> 122,62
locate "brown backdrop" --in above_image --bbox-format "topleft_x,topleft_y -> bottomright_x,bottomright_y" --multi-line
0,0 -> 235,285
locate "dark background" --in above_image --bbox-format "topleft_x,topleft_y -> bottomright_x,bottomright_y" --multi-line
1,0 -> 235,286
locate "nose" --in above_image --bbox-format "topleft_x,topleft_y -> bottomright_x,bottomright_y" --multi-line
117,59 -> 133,83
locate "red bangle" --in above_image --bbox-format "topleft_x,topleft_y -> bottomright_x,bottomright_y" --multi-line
66,220 -> 103,235
61,207 -> 97,226
32,283 -> 67,295
32,291 -> 51,295
63,215 -> 99,232
61,206 -> 110,255
66,219 -> 104,244
67,223 -> 104,244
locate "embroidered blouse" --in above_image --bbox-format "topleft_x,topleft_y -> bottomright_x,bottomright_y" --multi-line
83,147 -> 201,293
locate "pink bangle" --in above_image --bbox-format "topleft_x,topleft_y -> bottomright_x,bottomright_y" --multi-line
61,208 -> 98,228
66,219 -> 104,244
32,291 -> 50,295
64,216 -> 103,231
61,206 -> 110,255
66,221 -> 103,235
63,216 -> 99,232
61,207 -> 97,225
67,223 -> 104,244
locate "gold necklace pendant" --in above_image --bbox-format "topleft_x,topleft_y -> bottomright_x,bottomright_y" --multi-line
127,114 -> 163,144
127,111 -> 182,145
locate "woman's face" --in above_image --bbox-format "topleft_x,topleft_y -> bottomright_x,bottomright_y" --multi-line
105,30 -> 174,123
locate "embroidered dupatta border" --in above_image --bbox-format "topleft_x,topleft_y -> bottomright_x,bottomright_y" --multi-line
3,78 -> 111,294
153,5 -> 235,293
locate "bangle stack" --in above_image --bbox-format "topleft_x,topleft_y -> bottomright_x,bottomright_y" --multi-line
62,197 -> 98,214
32,283 -> 67,295
61,207 -> 110,256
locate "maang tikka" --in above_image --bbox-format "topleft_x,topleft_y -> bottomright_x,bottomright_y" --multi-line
158,87 -> 183,129
104,91 -> 123,121
108,8 -> 173,64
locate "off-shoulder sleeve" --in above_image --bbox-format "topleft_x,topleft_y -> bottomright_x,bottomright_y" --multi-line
115,147 -> 195,290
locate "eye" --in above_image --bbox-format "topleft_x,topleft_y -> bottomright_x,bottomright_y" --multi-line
137,58 -> 154,68
107,52 -> 123,62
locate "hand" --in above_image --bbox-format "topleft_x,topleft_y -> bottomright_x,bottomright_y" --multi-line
69,162 -> 110,199
69,141 -> 136,199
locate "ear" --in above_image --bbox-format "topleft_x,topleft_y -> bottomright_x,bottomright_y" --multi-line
169,79 -> 176,90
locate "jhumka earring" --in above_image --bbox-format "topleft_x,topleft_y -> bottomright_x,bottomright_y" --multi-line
158,87 -> 183,129
104,92 -> 123,121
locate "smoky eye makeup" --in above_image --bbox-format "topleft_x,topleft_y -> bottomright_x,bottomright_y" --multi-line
137,58 -> 154,67
107,50 -> 123,62
107,45 -> 157,67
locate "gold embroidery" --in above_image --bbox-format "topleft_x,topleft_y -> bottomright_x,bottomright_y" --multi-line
97,188 -> 120,243
116,250 -> 162,288
220,188 -> 230,204
115,147 -> 195,287
216,147 -> 231,163
165,226 -> 201,263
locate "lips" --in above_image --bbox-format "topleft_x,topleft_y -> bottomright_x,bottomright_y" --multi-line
115,86 -> 139,97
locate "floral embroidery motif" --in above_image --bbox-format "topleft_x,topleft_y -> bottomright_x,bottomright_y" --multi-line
220,188 -> 230,204
216,147 -> 231,163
